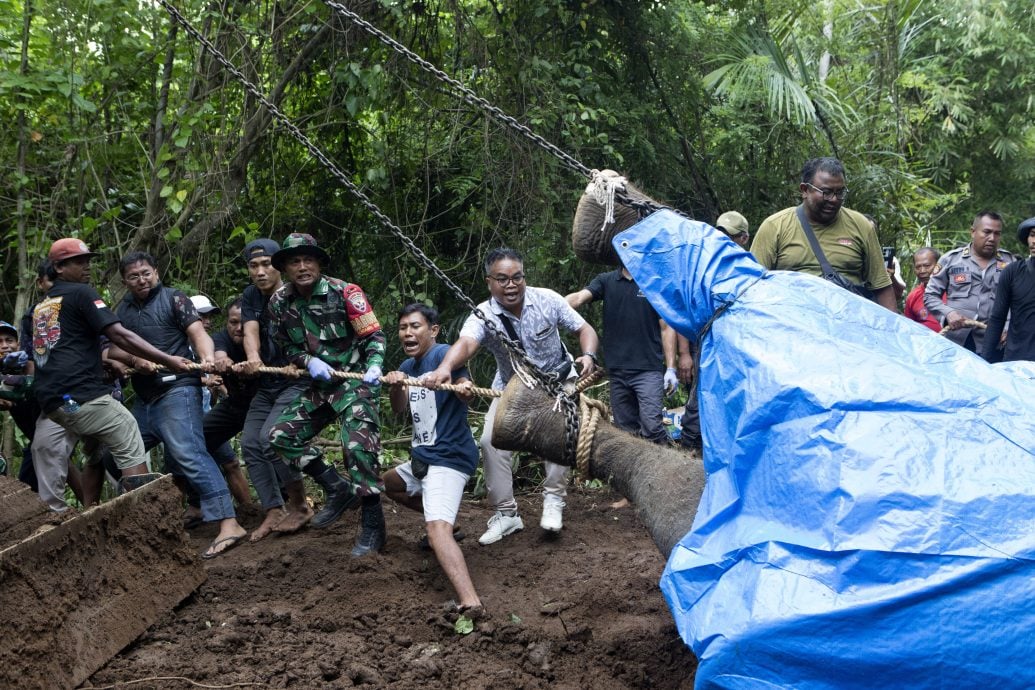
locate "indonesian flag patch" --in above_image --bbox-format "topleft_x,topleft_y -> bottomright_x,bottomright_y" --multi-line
94,299 -> 107,309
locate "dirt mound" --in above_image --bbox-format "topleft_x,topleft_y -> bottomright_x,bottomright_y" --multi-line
86,489 -> 697,688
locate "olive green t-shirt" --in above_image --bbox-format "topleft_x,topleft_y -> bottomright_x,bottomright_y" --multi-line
752,206 -> 892,290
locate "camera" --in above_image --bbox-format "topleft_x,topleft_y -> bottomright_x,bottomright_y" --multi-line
881,246 -> 895,269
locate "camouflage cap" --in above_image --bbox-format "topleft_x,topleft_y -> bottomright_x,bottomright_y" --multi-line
48,238 -> 99,264
271,233 -> 330,271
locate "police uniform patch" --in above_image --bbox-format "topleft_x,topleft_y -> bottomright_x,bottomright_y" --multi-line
953,273 -> 968,284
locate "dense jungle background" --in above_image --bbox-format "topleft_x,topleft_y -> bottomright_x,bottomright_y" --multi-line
3,0 -> 1035,365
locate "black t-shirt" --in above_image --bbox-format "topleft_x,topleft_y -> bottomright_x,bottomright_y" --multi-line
241,284 -> 288,389
586,269 -> 664,372
983,257 -> 1035,363
31,281 -> 120,414
212,329 -> 258,401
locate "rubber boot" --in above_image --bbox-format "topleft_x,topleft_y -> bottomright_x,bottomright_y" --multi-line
309,464 -> 360,529
350,496 -> 386,558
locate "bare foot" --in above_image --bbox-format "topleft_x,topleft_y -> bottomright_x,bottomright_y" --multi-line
272,505 -> 314,534
610,497 -> 631,510
249,508 -> 286,543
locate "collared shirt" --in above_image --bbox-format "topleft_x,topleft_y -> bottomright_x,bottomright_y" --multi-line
459,286 -> 587,390
924,244 -> 1015,349
268,274 -> 385,374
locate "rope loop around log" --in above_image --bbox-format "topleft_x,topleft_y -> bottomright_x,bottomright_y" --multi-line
576,396 -> 609,480
938,319 -> 986,336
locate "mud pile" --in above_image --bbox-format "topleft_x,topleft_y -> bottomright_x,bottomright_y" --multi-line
87,490 -> 696,688
0,475 -> 205,689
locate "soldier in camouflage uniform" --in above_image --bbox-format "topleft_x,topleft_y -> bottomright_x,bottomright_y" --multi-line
267,233 -> 387,557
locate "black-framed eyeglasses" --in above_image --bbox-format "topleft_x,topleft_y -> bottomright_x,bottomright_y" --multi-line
488,273 -> 525,287
805,182 -> 849,201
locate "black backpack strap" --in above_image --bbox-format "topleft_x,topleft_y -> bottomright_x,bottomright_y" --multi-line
796,205 -> 836,278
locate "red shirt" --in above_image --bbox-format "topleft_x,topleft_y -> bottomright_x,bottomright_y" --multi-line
904,284 -> 942,332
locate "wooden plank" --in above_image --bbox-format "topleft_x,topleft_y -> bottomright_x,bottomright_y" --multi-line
0,474 -> 206,690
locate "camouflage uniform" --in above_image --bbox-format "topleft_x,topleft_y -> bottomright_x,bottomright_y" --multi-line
268,275 -> 386,496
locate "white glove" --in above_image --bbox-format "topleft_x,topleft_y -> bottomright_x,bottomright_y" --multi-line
664,367 -> 678,395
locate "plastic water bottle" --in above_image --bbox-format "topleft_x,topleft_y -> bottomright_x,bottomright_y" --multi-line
61,394 -> 81,414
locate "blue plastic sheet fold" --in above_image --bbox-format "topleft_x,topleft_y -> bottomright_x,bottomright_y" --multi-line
614,209 -> 1035,689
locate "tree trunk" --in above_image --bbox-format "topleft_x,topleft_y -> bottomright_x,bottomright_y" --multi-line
7,0 -> 34,463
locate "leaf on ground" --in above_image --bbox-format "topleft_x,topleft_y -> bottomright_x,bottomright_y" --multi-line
454,615 -> 474,635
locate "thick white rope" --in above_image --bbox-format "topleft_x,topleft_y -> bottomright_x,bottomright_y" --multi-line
588,169 -> 628,231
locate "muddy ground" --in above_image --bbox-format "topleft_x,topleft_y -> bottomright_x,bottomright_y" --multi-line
84,488 -> 697,689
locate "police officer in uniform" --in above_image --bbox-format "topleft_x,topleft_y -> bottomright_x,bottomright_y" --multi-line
924,211 -> 1016,353
267,233 -> 387,557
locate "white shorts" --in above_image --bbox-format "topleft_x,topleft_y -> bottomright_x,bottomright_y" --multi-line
394,461 -> 469,524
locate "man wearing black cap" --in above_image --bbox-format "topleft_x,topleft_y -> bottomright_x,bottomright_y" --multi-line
235,238 -> 313,540
30,238 -> 190,508
982,218 -> 1035,363
267,233 -> 388,557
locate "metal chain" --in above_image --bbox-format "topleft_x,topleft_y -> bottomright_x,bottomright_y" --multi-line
156,0 -> 582,463
321,0 -> 667,220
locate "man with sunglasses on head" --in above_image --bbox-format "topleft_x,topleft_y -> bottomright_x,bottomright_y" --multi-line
424,247 -> 599,545
752,157 -> 897,312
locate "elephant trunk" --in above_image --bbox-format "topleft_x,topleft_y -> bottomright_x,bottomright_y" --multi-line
491,378 -> 704,558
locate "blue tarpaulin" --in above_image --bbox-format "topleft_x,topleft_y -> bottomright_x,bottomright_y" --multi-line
614,209 -> 1035,689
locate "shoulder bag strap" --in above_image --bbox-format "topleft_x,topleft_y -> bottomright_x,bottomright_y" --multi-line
496,312 -> 525,352
796,205 -> 836,278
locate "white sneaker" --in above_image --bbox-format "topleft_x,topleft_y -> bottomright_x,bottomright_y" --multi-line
540,499 -> 565,532
478,511 -> 524,545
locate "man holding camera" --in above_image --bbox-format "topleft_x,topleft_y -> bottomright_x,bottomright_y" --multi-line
751,157 -> 897,312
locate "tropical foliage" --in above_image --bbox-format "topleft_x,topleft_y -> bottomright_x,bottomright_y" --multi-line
3,0 -> 1035,335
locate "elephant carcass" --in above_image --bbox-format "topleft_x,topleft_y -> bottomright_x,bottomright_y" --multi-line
566,171 -> 1035,689
491,378 -> 704,557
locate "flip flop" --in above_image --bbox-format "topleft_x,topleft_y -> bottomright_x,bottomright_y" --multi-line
201,533 -> 245,560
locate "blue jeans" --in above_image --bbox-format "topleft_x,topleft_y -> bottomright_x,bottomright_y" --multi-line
133,385 -> 235,522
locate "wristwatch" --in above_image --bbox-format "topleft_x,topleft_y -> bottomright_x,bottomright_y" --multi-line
582,352 -> 598,364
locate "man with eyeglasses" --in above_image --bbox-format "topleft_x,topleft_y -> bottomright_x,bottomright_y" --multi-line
110,251 -> 247,558
752,157 -> 897,312
923,211 -> 1017,355
425,247 -> 599,544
